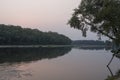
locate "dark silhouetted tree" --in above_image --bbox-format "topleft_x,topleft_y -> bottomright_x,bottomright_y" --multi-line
68,0 -> 120,66
0,24 -> 71,45
68,0 -> 120,46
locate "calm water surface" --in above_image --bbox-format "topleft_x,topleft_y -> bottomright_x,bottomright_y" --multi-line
0,47 -> 120,80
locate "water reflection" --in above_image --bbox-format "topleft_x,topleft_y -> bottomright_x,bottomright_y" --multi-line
0,47 -> 119,80
74,47 -> 120,80
74,46 -> 111,50
0,47 -> 71,63
0,63 -> 32,80
0,47 -> 71,80
115,54 -> 120,59
106,66 -> 120,80
106,54 -> 120,80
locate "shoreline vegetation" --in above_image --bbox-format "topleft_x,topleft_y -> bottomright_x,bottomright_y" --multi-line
0,24 -> 112,49
0,45 -> 111,48
0,24 -> 71,45
0,45 -> 73,48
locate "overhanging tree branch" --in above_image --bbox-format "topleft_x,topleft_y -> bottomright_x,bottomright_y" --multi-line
84,20 -> 116,40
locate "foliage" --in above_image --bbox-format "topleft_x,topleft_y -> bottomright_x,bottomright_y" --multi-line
0,24 -> 71,45
72,40 -> 105,45
68,0 -> 120,44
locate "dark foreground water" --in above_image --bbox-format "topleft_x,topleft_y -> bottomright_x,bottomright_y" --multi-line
0,47 -> 120,80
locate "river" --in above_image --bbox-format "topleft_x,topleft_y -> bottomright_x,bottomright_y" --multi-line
0,47 -> 119,80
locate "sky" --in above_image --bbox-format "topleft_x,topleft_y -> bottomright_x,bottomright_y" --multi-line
0,0 -> 107,40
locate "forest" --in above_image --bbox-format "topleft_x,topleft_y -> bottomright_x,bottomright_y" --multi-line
0,24 -> 71,45
72,40 -> 111,46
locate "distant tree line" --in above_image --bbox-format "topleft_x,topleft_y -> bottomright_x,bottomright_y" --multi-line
0,24 -> 71,45
72,40 -> 111,46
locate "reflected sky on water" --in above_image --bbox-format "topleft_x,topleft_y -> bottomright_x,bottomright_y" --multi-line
0,47 -> 120,80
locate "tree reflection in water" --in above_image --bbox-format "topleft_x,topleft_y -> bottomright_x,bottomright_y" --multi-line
106,55 -> 120,80
0,47 -> 72,80
106,66 -> 120,80
0,47 -> 72,63
73,46 -> 111,50
74,46 -> 120,80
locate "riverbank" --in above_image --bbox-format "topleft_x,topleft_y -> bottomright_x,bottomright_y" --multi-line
0,45 -> 74,48
0,45 -> 111,49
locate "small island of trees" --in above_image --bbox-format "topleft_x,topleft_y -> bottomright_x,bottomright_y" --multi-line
0,24 -> 71,45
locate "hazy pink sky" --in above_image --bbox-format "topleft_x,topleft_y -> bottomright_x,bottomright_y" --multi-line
0,0 -> 105,40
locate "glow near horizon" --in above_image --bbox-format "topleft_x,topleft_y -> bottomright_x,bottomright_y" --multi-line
0,0 -> 106,40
